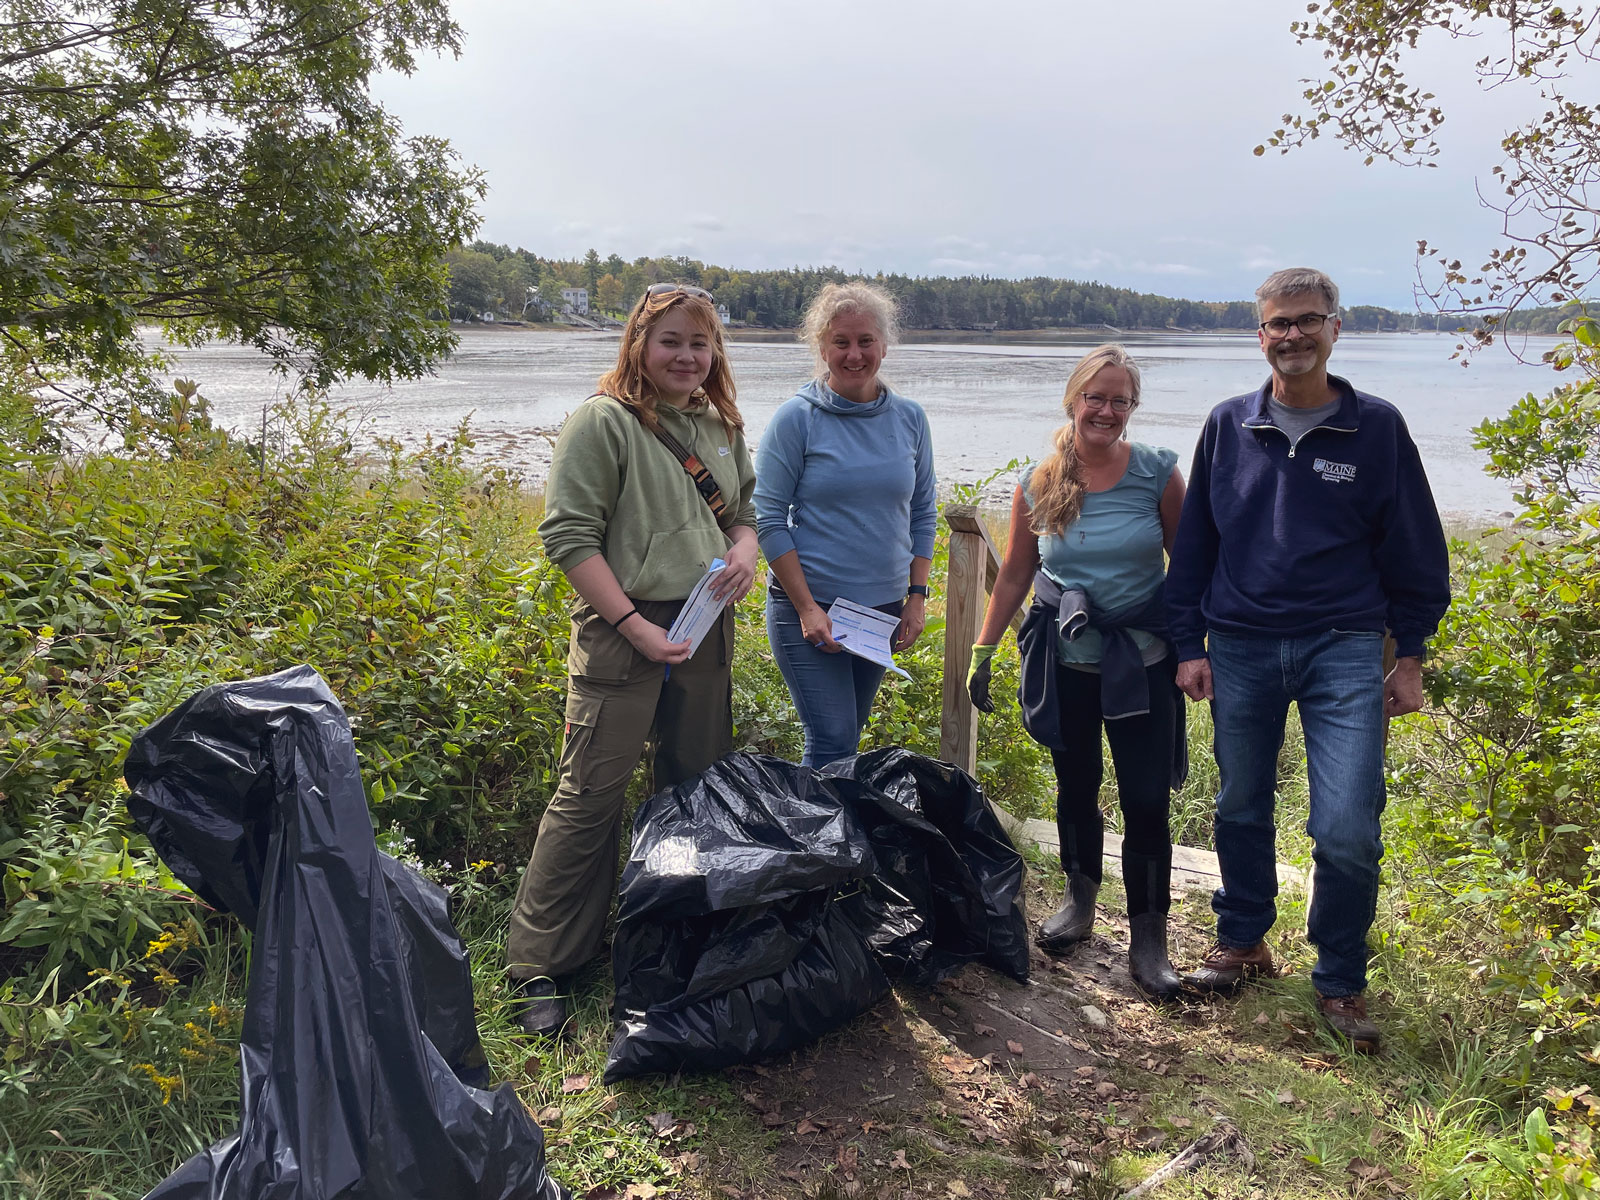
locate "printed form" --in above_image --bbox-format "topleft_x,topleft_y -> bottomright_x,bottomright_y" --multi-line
825,598 -> 910,678
666,559 -> 727,655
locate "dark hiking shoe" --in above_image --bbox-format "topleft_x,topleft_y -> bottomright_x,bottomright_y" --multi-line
1127,912 -> 1184,1002
1037,873 -> 1100,952
512,976 -> 570,1038
1317,991 -> 1380,1054
1182,940 -> 1275,994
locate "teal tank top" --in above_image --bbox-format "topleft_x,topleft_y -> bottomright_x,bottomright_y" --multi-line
1023,441 -> 1178,667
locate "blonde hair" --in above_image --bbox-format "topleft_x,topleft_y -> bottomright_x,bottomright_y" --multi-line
1029,344 -> 1143,536
800,280 -> 900,376
598,288 -> 743,434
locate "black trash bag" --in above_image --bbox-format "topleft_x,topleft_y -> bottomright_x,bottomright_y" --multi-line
123,665 -> 568,1200
823,748 -> 1030,984
603,753 -> 890,1082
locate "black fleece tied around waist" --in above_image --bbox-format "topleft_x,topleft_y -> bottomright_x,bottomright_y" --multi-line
1016,571 -> 1189,790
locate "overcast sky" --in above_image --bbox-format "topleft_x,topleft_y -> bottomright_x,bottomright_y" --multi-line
373,0 -> 1529,309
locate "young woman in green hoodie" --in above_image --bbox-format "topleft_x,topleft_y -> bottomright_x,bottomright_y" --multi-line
505,285 -> 759,1037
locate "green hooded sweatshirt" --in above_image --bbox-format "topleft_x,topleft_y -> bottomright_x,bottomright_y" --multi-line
538,394 -> 757,601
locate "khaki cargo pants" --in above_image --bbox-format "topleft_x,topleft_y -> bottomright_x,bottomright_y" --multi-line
506,598 -> 734,981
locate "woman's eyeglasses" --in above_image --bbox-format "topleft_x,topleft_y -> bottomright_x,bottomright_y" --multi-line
1080,392 -> 1135,413
646,283 -> 714,302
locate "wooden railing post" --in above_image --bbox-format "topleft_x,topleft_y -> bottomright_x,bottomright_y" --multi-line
940,503 -> 1004,774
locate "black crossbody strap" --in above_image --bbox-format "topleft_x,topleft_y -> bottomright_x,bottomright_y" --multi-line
601,394 -> 727,519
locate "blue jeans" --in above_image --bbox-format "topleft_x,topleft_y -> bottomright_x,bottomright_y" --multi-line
1207,629 -> 1387,998
766,590 -> 901,768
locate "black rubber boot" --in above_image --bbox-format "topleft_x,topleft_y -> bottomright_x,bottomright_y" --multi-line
1128,911 -> 1184,1002
1037,872 -> 1099,951
512,976 -> 570,1038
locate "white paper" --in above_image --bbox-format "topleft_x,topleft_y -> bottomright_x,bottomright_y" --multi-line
825,597 -> 911,678
666,559 -> 728,655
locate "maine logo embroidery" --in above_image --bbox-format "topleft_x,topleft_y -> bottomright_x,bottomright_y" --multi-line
1313,457 -> 1357,483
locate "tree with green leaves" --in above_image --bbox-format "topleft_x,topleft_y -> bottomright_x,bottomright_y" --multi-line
0,0 -> 484,431
1259,1 -> 1598,346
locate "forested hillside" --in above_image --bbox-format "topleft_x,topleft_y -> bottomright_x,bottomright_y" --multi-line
447,242 -> 1456,332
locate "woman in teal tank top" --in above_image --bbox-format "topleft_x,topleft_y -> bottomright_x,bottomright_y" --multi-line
966,344 -> 1188,1001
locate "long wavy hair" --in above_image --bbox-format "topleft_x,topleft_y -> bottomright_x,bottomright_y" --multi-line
1028,343 -> 1142,536
598,288 -> 743,434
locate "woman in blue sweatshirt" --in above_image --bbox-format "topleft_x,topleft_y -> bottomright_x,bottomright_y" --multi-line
755,281 -> 937,768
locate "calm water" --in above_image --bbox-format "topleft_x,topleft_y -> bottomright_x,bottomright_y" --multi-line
168,327 -> 1560,518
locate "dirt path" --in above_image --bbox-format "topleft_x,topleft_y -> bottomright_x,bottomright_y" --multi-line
681,875 -> 1222,1200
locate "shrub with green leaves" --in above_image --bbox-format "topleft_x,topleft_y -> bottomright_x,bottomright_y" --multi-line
1402,368 -> 1600,1073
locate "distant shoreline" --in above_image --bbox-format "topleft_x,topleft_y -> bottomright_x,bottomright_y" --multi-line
453,320 -> 1502,344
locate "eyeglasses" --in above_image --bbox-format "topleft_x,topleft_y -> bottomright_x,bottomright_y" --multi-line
1259,312 -> 1336,338
1080,392 -> 1135,413
646,282 -> 714,302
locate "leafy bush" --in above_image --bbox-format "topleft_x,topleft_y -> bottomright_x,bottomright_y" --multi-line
1402,374 -> 1600,1074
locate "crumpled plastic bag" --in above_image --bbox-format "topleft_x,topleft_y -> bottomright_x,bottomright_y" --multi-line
603,754 -> 890,1082
603,750 -> 1029,1080
824,748 -> 1030,984
123,665 -> 568,1200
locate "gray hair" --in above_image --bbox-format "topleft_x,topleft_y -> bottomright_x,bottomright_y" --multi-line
801,280 -> 900,374
1255,267 -> 1340,318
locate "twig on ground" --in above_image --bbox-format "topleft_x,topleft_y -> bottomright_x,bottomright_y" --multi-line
1120,1120 -> 1254,1198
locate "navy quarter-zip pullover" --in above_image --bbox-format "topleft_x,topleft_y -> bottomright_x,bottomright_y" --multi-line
1165,375 -> 1450,660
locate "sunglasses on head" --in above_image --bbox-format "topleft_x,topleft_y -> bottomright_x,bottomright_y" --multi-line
646,282 -> 714,302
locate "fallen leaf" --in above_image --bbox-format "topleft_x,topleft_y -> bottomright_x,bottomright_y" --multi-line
799,1067 -> 817,1082
561,1073 -> 590,1094
1006,1040 -> 1025,1055
624,1185 -> 658,1200
535,1105 -> 562,1124
741,1090 -> 765,1107
1275,1089 -> 1297,1106
761,1111 -> 785,1128
796,1117 -> 823,1136
645,1111 -> 677,1136
891,1149 -> 912,1170
1346,1156 -> 1393,1182
973,1022 -> 997,1037
602,1145 -> 618,1160
947,1181 -> 973,1198
523,1055 -> 542,1076
1095,1081 -> 1119,1099
598,1094 -> 619,1114
1253,1012 -> 1272,1026
671,1151 -> 701,1173
717,1187 -> 746,1199
1171,1116 -> 1193,1129
942,1004 -> 960,1017
1020,1072 -> 1044,1088
837,1145 -> 859,1174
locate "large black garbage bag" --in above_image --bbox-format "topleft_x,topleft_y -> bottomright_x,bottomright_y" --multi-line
603,753 -> 890,1082
123,665 -> 567,1200
824,748 -> 1030,984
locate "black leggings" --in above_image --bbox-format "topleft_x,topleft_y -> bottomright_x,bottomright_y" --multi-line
1048,659 -> 1175,916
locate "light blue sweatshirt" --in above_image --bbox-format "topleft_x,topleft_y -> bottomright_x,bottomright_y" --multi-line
755,379 -> 938,607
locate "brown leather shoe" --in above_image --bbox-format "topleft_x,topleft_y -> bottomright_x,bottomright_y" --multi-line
1182,940 -> 1275,994
1317,992 -> 1380,1054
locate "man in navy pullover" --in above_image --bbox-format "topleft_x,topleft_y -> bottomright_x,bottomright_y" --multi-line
1165,267 -> 1450,1052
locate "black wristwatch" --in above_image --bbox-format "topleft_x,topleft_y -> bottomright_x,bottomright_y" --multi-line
907,584 -> 929,598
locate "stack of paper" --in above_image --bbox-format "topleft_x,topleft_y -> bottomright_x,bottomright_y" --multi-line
825,598 -> 911,679
666,559 -> 728,655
